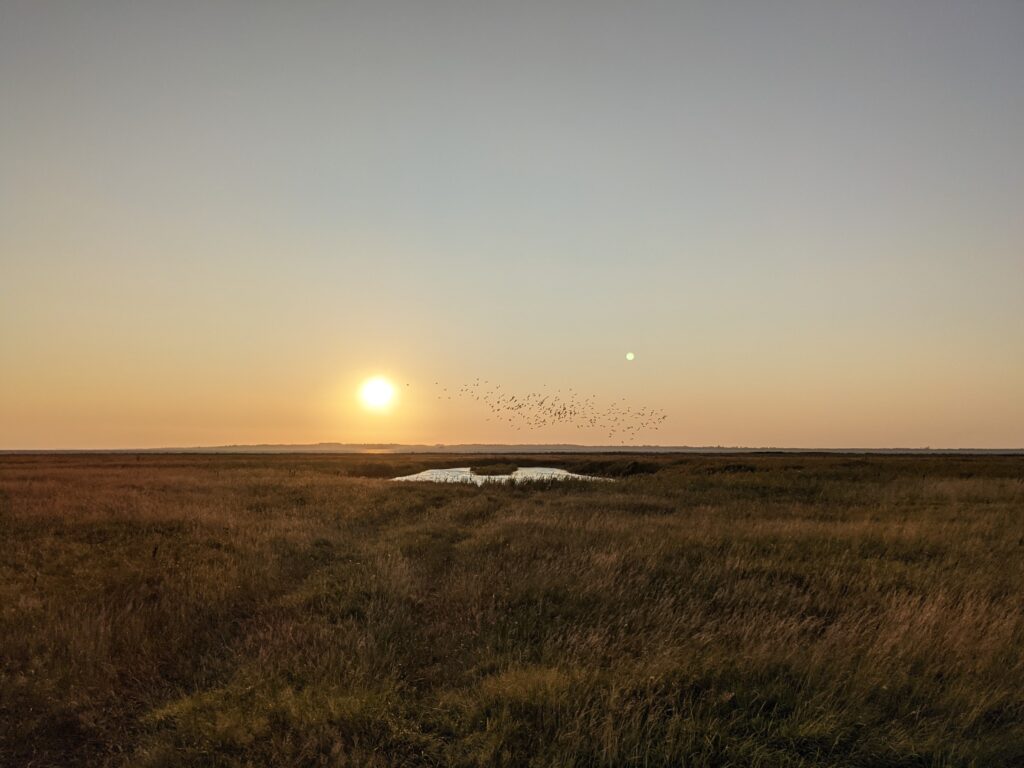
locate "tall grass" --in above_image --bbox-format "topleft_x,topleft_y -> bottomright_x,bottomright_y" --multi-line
1,453 -> 1022,766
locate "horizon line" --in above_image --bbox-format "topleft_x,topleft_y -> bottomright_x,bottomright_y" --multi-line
2,442 -> 1023,455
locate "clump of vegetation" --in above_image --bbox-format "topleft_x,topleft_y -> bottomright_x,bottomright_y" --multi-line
1,452 -> 1022,766
470,462 -> 519,476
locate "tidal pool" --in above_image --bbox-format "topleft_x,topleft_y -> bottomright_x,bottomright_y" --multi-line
390,466 -> 606,486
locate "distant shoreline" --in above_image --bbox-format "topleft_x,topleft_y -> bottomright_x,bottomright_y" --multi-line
3,444 -> 1023,455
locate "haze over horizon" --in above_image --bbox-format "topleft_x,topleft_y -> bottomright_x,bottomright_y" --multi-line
2,1 -> 1023,450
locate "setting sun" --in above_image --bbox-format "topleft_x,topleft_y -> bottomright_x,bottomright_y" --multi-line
359,376 -> 395,411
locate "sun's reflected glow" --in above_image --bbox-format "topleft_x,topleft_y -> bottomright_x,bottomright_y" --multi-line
359,376 -> 395,411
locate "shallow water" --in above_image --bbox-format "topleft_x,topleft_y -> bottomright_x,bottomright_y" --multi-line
390,466 -> 605,486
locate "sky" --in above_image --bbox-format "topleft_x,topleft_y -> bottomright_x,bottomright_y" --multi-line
2,0 -> 1023,449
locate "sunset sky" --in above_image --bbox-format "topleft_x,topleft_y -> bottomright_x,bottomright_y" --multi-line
2,1 -> 1022,449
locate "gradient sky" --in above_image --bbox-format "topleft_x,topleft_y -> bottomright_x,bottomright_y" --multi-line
2,1 -> 1023,449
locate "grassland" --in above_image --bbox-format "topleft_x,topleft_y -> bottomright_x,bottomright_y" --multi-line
1,452 -> 1022,767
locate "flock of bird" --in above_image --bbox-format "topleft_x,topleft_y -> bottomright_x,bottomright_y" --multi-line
431,378 -> 668,442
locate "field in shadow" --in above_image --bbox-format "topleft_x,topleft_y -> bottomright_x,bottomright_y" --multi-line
1,453 -> 1022,766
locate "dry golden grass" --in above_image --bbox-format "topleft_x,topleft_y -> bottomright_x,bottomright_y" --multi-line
1,453 -> 1022,766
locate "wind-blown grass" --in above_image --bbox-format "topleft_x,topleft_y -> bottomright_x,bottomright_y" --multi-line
1,453 -> 1022,766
